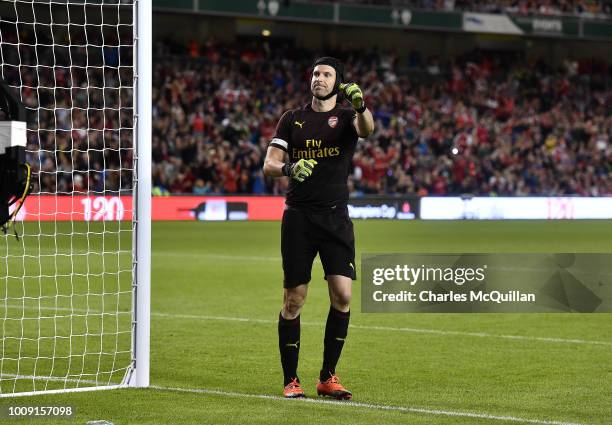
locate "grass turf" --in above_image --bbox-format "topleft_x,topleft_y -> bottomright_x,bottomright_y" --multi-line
1,220 -> 611,424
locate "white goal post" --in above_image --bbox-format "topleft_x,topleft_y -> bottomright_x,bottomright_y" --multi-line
0,0 -> 150,397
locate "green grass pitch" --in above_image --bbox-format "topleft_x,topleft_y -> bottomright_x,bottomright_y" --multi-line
1,220 -> 611,424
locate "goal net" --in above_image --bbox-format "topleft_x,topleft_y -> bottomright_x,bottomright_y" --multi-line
0,0 -> 150,396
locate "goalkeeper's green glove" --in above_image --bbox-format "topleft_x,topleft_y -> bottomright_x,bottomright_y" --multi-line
340,82 -> 366,113
282,159 -> 318,182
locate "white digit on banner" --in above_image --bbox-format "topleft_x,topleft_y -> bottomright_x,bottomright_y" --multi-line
93,197 -> 107,221
107,197 -> 125,221
81,197 -> 125,221
81,198 -> 92,221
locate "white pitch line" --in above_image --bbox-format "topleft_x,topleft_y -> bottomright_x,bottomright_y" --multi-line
0,374 -> 120,398
150,385 -> 589,425
346,323 -> 612,347
3,304 -> 612,347
0,376 -> 591,425
3,249 -> 281,262
151,312 -> 612,347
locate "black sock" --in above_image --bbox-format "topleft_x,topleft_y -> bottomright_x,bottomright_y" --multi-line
320,306 -> 350,381
278,312 -> 300,386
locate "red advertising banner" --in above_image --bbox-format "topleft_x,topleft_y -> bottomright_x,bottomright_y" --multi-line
14,195 -> 611,222
13,195 -> 133,222
15,195 -> 286,222
152,196 -> 285,221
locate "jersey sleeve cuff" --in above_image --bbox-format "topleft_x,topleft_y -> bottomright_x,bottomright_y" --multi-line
270,138 -> 288,152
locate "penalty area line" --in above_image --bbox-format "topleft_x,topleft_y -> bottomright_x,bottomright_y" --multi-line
4,304 -> 612,347
152,312 -> 612,347
149,385 -> 589,425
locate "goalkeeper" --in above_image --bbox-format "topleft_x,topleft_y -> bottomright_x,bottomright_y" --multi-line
263,57 -> 374,399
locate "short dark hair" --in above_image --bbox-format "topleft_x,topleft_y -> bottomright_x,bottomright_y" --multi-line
312,57 -> 344,84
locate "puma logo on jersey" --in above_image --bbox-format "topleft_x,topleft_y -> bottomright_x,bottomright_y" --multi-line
335,337 -> 345,342
294,121 -> 305,128
349,262 -> 354,270
285,341 -> 300,348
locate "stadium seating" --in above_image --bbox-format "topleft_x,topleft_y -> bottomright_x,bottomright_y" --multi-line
150,39 -> 611,196
316,0 -> 612,17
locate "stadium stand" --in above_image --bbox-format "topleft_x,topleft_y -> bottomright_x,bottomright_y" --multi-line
0,21 -> 133,197
7,23 -> 608,197
150,39 -> 611,196
316,0 -> 612,17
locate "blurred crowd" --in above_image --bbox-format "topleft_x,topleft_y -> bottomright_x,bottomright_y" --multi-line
318,0 -> 612,16
151,39 -> 611,197
2,15 -> 610,198
0,15 -> 134,196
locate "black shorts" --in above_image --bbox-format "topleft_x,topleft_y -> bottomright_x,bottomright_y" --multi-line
281,206 -> 356,288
